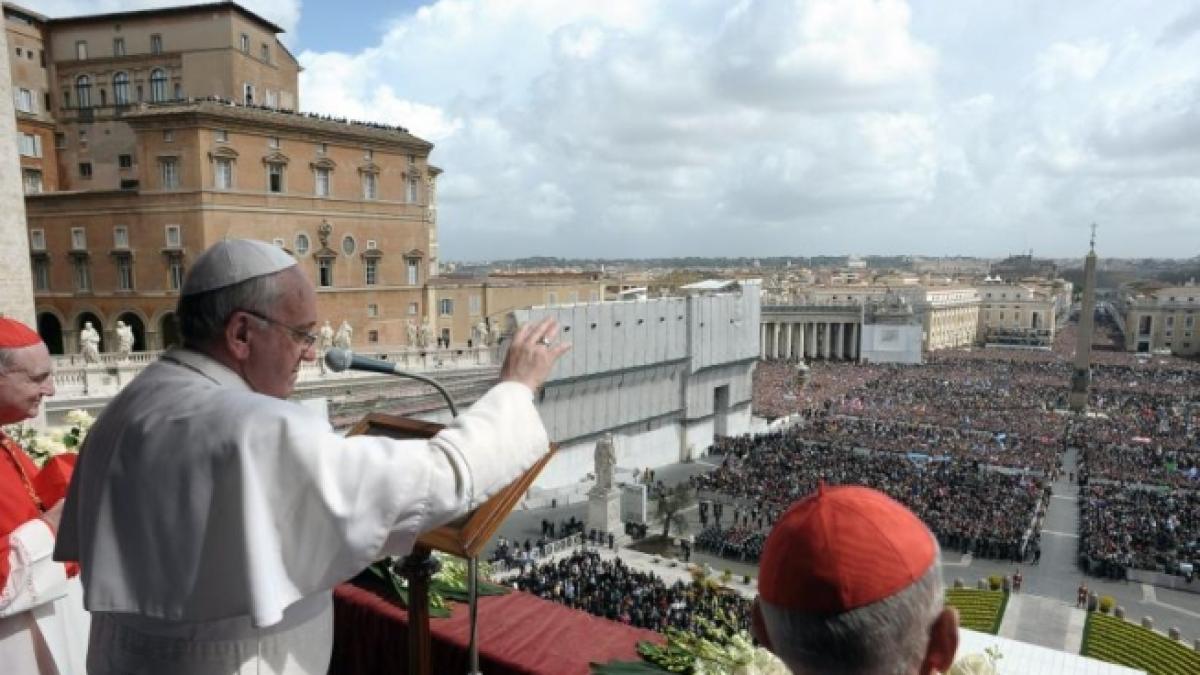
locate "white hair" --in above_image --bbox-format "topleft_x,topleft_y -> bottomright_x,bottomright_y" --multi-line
176,271 -> 286,350
759,549 -> 945,675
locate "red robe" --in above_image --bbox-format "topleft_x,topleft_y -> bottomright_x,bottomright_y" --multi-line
0,432 -> 77,589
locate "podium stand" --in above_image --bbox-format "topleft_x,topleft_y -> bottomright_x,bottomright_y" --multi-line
348,412 -> 556,675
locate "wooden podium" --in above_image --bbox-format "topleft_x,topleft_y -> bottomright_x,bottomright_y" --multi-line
348,412 -> 556,675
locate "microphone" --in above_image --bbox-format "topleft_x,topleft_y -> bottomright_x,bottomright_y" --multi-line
324,348 -> 459,417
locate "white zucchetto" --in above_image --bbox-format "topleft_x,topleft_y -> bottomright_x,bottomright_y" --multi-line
181,239 -> 298,296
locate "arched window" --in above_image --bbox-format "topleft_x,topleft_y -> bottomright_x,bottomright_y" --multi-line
113,71 -> 130,105
150,69 -> 168,102
295,233 -> 310,255
75,75 -> 92,108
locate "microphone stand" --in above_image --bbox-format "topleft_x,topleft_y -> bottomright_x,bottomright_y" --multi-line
351,353 -> 478,674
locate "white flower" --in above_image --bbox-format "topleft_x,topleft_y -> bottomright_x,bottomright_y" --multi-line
949,653 -> 1000,675
65,409 -> 95,431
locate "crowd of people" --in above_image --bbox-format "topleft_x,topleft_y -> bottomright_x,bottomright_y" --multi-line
749,320 -> 1200,577
510,550 -> 752,634
695,431 -> 1047,563
1080,483 -> 1200,578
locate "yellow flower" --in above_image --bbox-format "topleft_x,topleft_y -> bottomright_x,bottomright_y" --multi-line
948,653 -> 999,675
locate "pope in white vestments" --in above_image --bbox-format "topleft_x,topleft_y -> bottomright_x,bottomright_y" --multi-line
54,239 -> 569,674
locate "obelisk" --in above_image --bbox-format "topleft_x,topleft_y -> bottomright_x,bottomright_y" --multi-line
1069,225 -> 1098,412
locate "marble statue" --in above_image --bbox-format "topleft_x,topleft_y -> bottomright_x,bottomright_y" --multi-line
419,320 -> 434,349
333,320 -> 353,350
406,319 -> 418,347
80,322 -> 101,364
115,321 -> 134,358
594,433 -> 617,490
473,321 -> 489,347
490,321 -> 503,346
317,321 -> 335,373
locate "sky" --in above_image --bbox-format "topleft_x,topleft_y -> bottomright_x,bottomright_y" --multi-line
27,1 -> 1200,261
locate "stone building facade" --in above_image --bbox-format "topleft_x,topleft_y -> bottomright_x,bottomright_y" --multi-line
1112,283 -> 1200,356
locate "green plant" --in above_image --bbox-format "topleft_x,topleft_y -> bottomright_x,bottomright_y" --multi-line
1081,612 -> 1200,675
655,484 -> 693,540
1099,596 -> 1115,614
987,575 -> 1004,591
721,569 -> 733,583
743,574 -> 752,584
945,589 -> 1007,635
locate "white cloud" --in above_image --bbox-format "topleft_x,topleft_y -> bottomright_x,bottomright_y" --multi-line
1033,40 -> 1110,90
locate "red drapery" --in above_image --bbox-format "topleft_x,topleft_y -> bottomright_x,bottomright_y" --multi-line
332,583 -> 663,675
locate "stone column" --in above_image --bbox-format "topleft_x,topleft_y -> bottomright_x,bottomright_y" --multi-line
772,322 -> 781,359
850,322 -> 859,360
823,322 -> 832,359
797,321 -> 805,359
834,323 -> 844,360
783,322 -> 793,360
0,27 -> 35,325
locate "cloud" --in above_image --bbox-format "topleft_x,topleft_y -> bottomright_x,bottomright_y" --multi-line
1033,40 -> 1110,90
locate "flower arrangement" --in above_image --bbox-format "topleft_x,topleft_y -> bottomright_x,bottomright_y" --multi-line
948,646 -> 1003,675
3,409 -> 94,466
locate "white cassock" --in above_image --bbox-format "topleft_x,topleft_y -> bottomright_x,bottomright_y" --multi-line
0,520 -> 90,674
55,348 -> 549,674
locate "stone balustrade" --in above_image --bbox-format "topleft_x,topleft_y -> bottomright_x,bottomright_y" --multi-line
52,345 -> 502,399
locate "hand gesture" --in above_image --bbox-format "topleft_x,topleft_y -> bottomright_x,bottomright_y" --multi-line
500,318 -> 571,393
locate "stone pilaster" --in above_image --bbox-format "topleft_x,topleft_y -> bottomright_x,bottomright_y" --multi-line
0,27 -> 35,324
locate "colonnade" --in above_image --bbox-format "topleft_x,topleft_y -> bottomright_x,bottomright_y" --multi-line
759,321 -> 859,361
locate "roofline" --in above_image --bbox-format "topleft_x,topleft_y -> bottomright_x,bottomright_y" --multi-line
3,2 -> 49,23
42,1 -> 284,35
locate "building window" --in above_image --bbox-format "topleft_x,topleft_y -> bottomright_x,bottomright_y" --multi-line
215,129 -> 228,143
367,330 -> 379,343
79,163 -> 93,179
113,226 -> 129,249
70,228 -> 87,250
29,229 -> 45,251
267,163 -> 284,193
240,34 -> 250,52
118,154 -> 133,169
113,71 -> 130,104
160,158 -> 179,188
367,303 -> 379,317
18,133 -> 41,157
150,34 -> 163,54
243,83 -> 254,105
407,177 -> 418,203
315,167 -> 330,197
439,298 -> 453,316
16,87 -> 34,113
32,259 -> 49,291
260,43 -> 270,62
76,41 -> 87,60
150,68 -> 167,102
74,259 -> 91,291
165,225 -> 182,248
268,136 -> 279,149
215,158 -> 233,189
318,259 -> 333,287
169,260 -> 184,290
407,259 -> 419,285
469,295 -> 481,315
342,236 -> 356,255
408,302 -> 418,315
363,172 -> 377,200
318,142 -> 328,155
116,257 -> 134,291
113,37 -> 125,56
21,168 -> 41,195
54,132 -> 66,149
295,233 -> 310,255
365,258 -> 378,285
75,75 -> 92,108
163,129 -> 174,142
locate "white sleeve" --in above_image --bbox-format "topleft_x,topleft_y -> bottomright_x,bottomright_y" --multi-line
380,381 -> 547,554
0,519 -> 70,617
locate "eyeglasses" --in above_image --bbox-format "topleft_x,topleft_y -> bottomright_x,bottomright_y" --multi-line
239,309 -> 318,349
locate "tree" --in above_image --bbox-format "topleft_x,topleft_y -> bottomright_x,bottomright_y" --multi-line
655,483 -> 692,540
